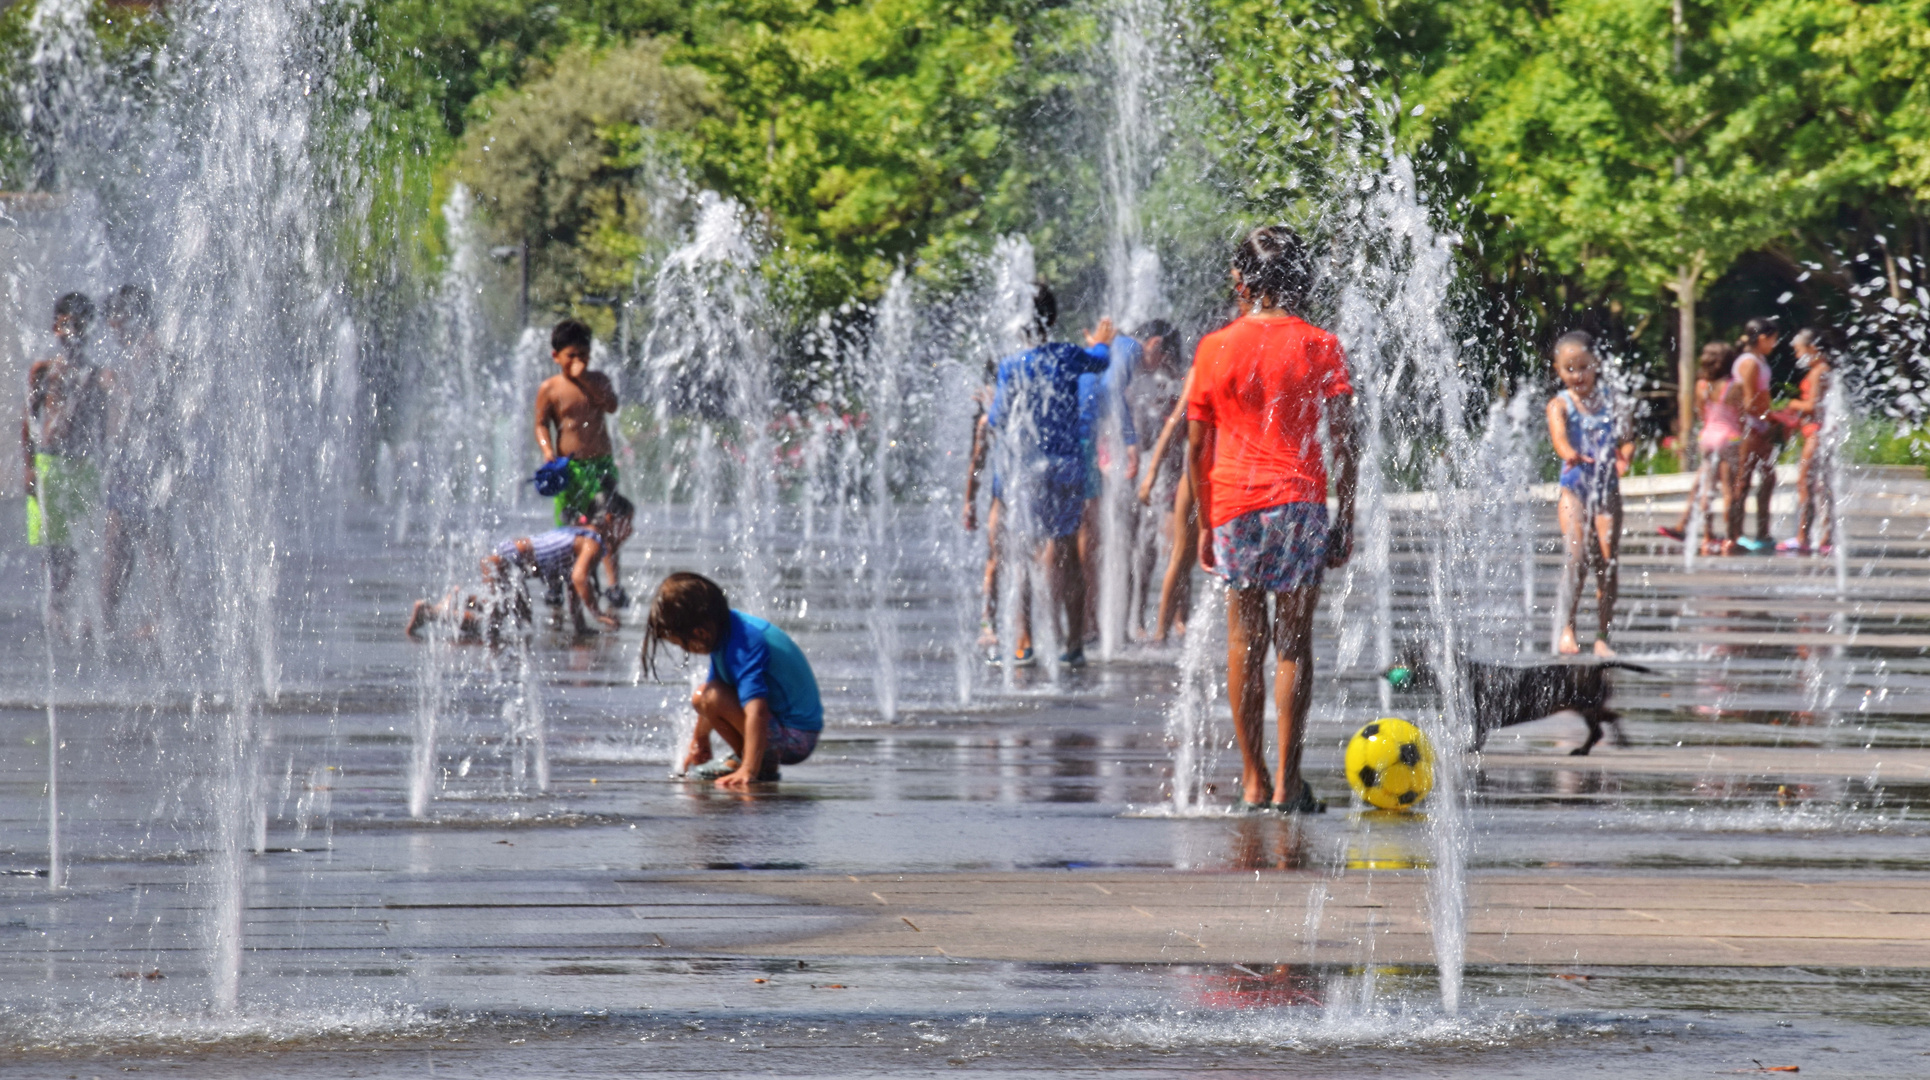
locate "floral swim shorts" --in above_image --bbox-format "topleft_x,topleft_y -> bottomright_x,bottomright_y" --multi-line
1210,501 -> 1329,592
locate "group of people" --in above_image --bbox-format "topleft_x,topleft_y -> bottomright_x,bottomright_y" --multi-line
964,227 -> 1356,810
20,286 -> 178,635
402,319 -> 825,792
1659,317 -> 1837,557
28,237 -> 1840,807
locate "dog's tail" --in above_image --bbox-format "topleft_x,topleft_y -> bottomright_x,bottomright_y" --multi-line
1597,660 -> 1657,675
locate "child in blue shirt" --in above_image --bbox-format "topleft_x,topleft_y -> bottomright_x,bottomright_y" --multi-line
643,572 -> 823,788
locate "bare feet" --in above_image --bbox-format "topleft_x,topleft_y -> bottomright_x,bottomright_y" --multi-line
1592,638 -> 1616,657
406,600 -> 429,638
1557,626 -> 1581,655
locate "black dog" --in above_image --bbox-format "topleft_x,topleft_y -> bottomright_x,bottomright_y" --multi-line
1384,655 -> 1655,756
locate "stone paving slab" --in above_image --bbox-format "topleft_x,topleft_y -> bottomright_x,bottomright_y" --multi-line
698,870 -> 1930,969
1476,746 -> 1930,781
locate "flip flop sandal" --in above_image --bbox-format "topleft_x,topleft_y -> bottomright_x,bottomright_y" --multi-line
690,757 -> 740,780
1275,782 -> 1327,815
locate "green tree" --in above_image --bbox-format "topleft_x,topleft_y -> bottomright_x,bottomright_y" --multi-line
454,38 -> 715,312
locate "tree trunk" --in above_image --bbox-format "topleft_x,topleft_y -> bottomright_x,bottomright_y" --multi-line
1675,265 -> 1696,460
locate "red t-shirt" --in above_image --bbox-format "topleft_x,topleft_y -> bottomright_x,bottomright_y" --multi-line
1185,315 -> 1352,530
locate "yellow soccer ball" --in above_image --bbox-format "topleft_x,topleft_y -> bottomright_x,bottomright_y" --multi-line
1344,718 -> 1434,811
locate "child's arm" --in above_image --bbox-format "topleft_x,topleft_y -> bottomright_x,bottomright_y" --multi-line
963,411 -> 989,530
583,371 -> 619,413
717,699 -> 772,790
1187,419 -> 1216,569
1547,396 -> 1583,465
572,540 -> 617,629
533,380 -> 559,462
1138,367 -> 1198,504
1325,395 -> 1358,566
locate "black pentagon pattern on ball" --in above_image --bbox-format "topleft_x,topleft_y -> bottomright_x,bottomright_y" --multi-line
1358,765 -> 1378,788
1361,723 -> 1381,739
1398,742 -> 1421,766
1398,790 -> 1417,804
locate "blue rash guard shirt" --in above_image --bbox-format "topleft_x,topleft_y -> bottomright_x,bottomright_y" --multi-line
988,341 -> 1112,487
1078,334 -> 1141,449
708,610 -> 824,733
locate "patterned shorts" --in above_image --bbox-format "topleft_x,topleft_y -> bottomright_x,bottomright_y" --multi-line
1211,502 -> 1329,592
766,723 -> 819,766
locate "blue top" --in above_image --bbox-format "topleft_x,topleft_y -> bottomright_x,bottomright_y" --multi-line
708,610 -> 824,733
988,342 -> 1112,465
1078,335 -> 1140,448
1556,389 -> 1621,500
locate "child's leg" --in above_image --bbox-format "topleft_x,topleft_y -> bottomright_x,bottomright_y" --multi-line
1047,533 -> 1087,655
1226,586 -> 1273,805
979,499 -> 1003,646
1723,447 -> 1751,550
1795,439 -> 1818,547
1556,490 -> 1588,654
1591,497 -> 1621,655
687,679 -> 749,766
1673,453 -> 1702,532
1269,585 -> 1321,804
1155,482 -> 1196,641
1754,449 -> 1778,540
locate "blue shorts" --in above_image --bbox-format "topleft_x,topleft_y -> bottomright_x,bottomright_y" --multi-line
767,723 -> 818,766
1211,502 -> 1329,592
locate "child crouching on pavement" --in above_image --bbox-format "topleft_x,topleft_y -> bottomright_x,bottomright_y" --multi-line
643,572 -> 823,789
407,491 -> 634,641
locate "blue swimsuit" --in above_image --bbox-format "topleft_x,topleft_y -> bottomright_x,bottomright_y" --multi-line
1557,390 -> 1620,512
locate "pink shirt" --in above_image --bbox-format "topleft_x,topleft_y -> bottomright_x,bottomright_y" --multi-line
1698,379 -> 1741,452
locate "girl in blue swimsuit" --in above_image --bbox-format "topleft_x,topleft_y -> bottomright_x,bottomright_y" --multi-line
1546,332 -> 1632,656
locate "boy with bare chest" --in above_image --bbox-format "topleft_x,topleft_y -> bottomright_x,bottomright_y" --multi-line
22,292 -> 109,600
534,318 -> 620,523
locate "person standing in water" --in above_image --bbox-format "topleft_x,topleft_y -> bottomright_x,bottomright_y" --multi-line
534,317 -> 625,605
1727,317 -> 1781,553
22,292 -> 109,607
1658,341 -> 1741,553
1129,321 -> 1191,641
1779,327 -> 1835,555
1187,227 -> 1356,813
1547,331 -> 1633,656
980,282 -> 1116,666
100,285 -> 182,628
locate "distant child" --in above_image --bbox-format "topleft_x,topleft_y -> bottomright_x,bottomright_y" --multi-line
1129,321 -> 1190,641
1728,317 -> 1781,553
101,285 -> 181,627
644,572 -> 823,789
982,282 -> 1116,666
22,292 -> 108,602
1779,327 -> 1835,555
407,490 -> 634,641
1546,332 -> 1633,655
1659,341 -> 1742,552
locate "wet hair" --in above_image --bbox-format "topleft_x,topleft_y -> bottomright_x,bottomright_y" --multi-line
551,318 -> 592,354
1554,330 -> 1596,356
1791,326 -> 1826,353
642,572 -> 732,677
104,284 -> 151,329
1232,226 -> 1313,310
1698,340 -> 1738,381
54,292 -> 94,341
1739,316 -> 1780,346
1029,281 -> 1057,338
1133,319 -> 1185,367
586,489 -> 634,523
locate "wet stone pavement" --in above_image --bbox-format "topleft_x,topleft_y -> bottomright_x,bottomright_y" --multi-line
2,469 -> 1930,1075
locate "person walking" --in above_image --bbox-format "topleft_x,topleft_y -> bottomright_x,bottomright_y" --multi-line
1186,226 -> 1357,813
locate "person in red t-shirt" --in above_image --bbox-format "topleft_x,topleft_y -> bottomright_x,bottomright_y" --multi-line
1185,226 -> 1357,814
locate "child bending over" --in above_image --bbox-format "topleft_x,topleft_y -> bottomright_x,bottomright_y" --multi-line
644,572 -> 823,789
1547,332 -> 1633,656
407,491 -> 634,641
